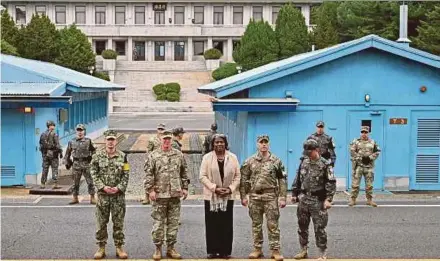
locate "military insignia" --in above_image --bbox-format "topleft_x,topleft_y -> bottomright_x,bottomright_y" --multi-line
123,163 -> 130,171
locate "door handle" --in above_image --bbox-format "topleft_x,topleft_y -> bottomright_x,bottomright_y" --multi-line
288,150 -> 293,153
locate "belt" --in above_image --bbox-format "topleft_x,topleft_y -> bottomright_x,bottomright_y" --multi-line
73,157 -> 90,161
302,190 -> 324,197
254,188 -> 276,195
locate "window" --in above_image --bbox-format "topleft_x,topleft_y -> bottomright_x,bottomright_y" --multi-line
134,6 -> 145,24
55,6 -> 66,24
213,6 -> 224,25
361,120 -> 372,133
233,6 -> 243,25
213,41 -> 223,54
95,6 -> 106,24
35,6 -> 46,16
75,6 -> 86,24
174,6 -> 185,25
115,41 -> 126,55
193,41 -> 204,55
115,6 -> 125,24
155,42 -> 165,61
272,6 -> 280,24
133,41 -> 145,61
15,6 -> 26,24
95,41 -> 106,55
253,6 -> 263,21
174,41 -> 185,61
155,11 -> 165,24
194,6 -> 204,24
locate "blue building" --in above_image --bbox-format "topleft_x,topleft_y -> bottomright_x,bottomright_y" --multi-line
198,35 -> 440,191
1,54 -> 125,186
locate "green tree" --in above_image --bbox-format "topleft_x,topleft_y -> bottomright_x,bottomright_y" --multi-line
233,20 -> 279,71
275,3 -> 310,59
0,39 -> 19,56
312,2 -> 339,49
16,14 -> 59,62
1,10 -> 19,46
413,5 -> 440,55
55,24 -> 95,73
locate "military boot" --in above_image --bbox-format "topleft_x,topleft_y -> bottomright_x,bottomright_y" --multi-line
142,194 -> 150,205
40,183 -> 46,189
294,246 -> 308,259
317,248 -> 327,260
366,198 -> 378,207
248,248 -> 263,259
52,181 -> 61,189
271,249 -> 284,261
93,245 -> 106,259
153,245 -> 162,261
166,246 -> 182,259
116,246 -> 128,259
90,194 -> 97,205
348,197 -> 356,207
69,195 -> 79,205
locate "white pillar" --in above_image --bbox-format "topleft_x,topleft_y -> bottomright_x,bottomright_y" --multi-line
302,5 -> 310,26
207,37 -> 213,49
227,38 -> 233,61
147,41 -> 153,61
108,38 -> 113,50
127,37 -> 133,61
166,41 -> 173,61
187,37 -> 193,61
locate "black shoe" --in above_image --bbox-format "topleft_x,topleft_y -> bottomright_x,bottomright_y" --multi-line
207,254 -> 217,259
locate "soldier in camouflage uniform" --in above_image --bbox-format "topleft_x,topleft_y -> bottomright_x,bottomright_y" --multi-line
142,123 -> 166,205
203,123 -> 217,155
349,126 -> 381,207
304,121 -> 336,167
291,139 -> 336,260
39,120 -> 63,189
63,124 -> 97,205
172,127 -> 185,151
239,135 -> 287,261
144,130 -> 190,260
90,130 -> 129,260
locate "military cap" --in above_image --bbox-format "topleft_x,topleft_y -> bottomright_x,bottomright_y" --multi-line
162,130 -> 173,139
257,134 -> 270,142
46,120 -> 56,127
157,123 -> 166,130
211,123 -> 218,131
172,127 -> 185,135
104,130 -> 118,140
316,121 -> 325,127
303,139 -> 319,151
76,124 -> 86,130
361,126 -> 370,133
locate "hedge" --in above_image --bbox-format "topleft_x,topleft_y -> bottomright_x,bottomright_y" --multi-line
203,48 -> 222,60
212,63 -> 239,81
153,84 -> 166,95
101,49 -> 117,59
166,92 -> 180,102
165,82 -> 181,93
93,71 -> 110,81
153,82 -> 181,101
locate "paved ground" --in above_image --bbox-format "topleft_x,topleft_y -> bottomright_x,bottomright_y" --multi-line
2,197 -> 440,260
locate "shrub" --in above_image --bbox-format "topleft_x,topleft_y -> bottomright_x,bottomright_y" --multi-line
101,49 -> 117,59
165,82 -> 181,93
212,63 -> 239,81
93,71 -> 110,81
153,84 -> 166,95
0,39 -> 19,56
156,94 -> 167,101
203,48 -> 222,60
166,92 -> 180,102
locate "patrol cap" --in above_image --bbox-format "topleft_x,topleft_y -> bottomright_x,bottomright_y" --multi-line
316,121 -> 325,127
257,134 -> 270,142
157,123 -> 166,130
173,126 -> 185,135
304,139 -> 319,151
46,120 -> 56,127
104,130 -> 118,140
211,123 -> 218,131
76,124 -> 85,130
361,126 -> 370,133
162,130 -> 173,139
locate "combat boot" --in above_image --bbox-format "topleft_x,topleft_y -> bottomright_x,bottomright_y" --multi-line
153,245 -> 162,260
116,246 -> 128,259
93,245 -> 106,259
69,195 -> 79,205
366,198 -> 378,207
294,246 -> 308,259
166,246 -> 182,259
348,197 -> 356,207
317,248 -> 327,260
142,194 -> 150,205
248,248 -> 263,259
90,194 -> 96,204
52,181 -> 61,189
271,249 -> 284,261
40,183 -> 46,189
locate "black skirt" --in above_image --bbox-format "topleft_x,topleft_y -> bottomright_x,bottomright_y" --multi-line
204,200 -> 234,256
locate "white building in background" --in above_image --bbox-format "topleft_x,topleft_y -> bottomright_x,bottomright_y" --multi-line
2,0 -> 316,63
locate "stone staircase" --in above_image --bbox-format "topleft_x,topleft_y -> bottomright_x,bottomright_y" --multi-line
115,60 -> 207,72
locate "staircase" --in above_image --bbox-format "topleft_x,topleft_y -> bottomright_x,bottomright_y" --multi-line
115,60 -> 207,72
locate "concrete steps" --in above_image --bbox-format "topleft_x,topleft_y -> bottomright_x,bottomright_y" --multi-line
113,101 -> 212,112
115,61 -> 207,72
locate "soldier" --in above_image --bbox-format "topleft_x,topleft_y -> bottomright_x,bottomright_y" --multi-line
39,120 -> 63,189
291,139 -> 336,260
90,130 -> 129,260
348,126 -> 381,207
304,121 -> 336,167
172,127 -> 185,151
144,130 -> 190,260
142,123 -> 166,205
63,124 -> 97,205
203,123 -> 218,155
239,135 -> 287,261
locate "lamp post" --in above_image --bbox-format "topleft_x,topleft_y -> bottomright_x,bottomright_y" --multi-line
89,65 -> 95,75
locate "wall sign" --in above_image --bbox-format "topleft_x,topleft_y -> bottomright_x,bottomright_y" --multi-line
153,3 -> 167,11
389,118 -> 408,125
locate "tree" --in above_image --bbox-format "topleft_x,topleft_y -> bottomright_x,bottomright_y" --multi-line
16,14 -> 59,62
55,24 -> 95,73
233,20 -> 279,71
275,3 -> 310,59
1,10 -> 19,46
0,39 -> 19,56
311,2 -> 339,49
413,6 -> 440,55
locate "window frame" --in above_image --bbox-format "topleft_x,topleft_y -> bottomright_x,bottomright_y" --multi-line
213,6 -> 224,25
252,6 -> 263,22
193,6 -> 204,24
232,6 -> 243,25
115,6 -> 126,25
55,5 -> 66,24
134,6 -> 145,24
15,5 -> 26,24
95,6 -> 106,25
174,6 -> 185,25
75,5 -> 86,24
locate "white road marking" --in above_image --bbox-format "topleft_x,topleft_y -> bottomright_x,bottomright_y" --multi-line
2,204 -> 440,208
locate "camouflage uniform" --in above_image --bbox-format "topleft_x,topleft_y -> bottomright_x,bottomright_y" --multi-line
144,136 -> 189,249
171,127 -> 185,151
349,126 -> 381,201
239,142 -> 287,252
304,121 -> 336,166
292,139 -> 336,258
203,123 -> 218,155
39,121 -> 63,187
90,130 -> 130,249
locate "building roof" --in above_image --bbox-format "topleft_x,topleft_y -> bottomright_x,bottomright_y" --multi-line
198,34 -> 440,98
1,54 -> 125,90
1,82 -> 65,96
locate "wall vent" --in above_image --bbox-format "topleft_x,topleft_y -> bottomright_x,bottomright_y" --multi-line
416,155 -> 439,184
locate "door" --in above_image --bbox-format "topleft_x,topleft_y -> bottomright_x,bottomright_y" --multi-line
154,41 -> 165,61
174,41 -> 185,61
287,110 -> 323,186
410,111 -> 440,190
133,41 -> 145,61
1,109 -> 26,185
347,111 -> 384,190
